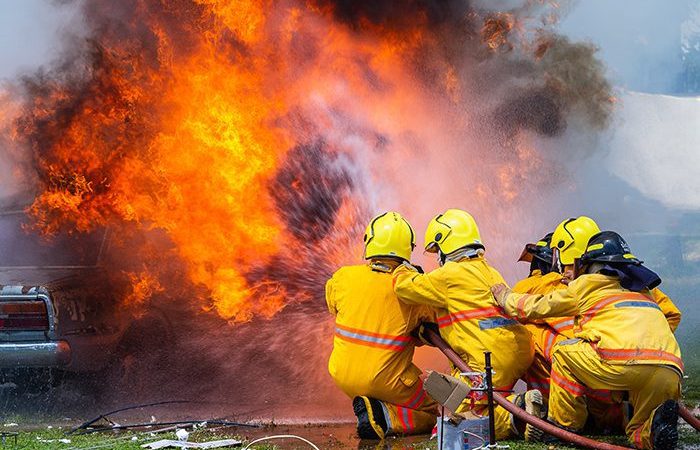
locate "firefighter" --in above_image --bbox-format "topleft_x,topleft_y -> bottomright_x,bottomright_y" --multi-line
514,228 -> 624,433
392,208 -> 543,441
512,233 -> 569,401
326,211 -> 438,439
492,231 -> 683,450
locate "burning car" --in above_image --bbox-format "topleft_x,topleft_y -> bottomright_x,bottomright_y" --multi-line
0,209 -> 131,377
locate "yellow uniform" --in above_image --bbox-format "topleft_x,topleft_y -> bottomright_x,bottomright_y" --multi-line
499,274 -> 683,449
327,264 -> 438,435
394,258 -> 534,440
652,289 -> 681,332
513,271 -> 623,432
512,271 -> 571,399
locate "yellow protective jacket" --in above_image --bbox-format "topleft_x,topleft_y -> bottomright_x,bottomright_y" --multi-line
326,264 -> 435,398
512,272 -> 682,335
512,270 -> 574,339
394,258 -> 533,388
501,273 -> 683,373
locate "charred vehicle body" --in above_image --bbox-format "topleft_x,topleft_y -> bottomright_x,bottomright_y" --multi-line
0,210 -> 129,378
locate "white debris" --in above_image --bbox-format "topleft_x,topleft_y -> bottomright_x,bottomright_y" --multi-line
35,438 -> 71,444
3,423 -> 18,427
176,428 -> 189,441
141,439 -> 242,449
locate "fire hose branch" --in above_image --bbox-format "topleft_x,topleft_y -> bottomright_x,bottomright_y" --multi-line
424,328 -> 633,450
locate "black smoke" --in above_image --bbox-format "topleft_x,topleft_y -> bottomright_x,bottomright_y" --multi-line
271,140 -> 354,243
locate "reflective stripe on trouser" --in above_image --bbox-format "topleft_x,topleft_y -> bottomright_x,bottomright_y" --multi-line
381,380 -> 438,435
524,323 -> 558,401
548,340 -> 681,449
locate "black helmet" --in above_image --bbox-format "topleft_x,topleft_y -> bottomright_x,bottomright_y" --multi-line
580,231 -> 642,265
518,232 -> 555,274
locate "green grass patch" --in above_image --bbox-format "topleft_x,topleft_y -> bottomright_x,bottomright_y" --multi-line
4,428 -> 700,450
0,428 -> 281,450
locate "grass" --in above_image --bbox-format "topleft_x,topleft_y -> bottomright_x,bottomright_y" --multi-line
0,428 -> 278,450
2,427 -> 699,450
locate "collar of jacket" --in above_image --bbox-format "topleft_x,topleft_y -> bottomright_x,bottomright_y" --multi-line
369,258 -> 401,273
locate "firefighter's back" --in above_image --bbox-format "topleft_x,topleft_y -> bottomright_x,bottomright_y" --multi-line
438,259 -> 534,388
571,274 -> 683,372
327,264 -> 423,398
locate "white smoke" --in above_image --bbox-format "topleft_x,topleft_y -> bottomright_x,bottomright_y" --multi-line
604,91 -> 700,210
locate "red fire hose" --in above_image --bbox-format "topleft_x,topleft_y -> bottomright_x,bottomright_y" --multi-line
680,406 -> 700,431
423,327 -> 700,449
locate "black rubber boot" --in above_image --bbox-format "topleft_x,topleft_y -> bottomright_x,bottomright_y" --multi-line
352,396 -> 388,440
651,400 -> 678,450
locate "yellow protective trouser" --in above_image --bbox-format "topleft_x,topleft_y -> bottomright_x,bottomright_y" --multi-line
523,323 -> 560,400
335,370 -> 438,435
524,324 -> 625,433
378,377 -> 439,435
470,394 -> 519,440
549,340 -> 681,449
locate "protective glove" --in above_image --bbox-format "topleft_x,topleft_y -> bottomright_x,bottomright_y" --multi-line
411,322 -> 439,346
490,283 -> 511,309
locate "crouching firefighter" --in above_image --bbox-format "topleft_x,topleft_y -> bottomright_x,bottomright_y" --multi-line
393,209 -> 544,441
492,231 -> 683,450
326,211 -> 438,439
512,232 -> 570,402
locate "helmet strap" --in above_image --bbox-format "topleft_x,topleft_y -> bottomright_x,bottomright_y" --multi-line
437,250 -> 446,267
551,248 -> 563,274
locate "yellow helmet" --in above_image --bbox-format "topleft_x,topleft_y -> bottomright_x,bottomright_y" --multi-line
424,209 -> 483,255
363,212 -> 415,261
551,216 -> 601,265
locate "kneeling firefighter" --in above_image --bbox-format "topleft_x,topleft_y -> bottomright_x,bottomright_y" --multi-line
492,231 -> 683,450
512,232 -> 570,401
516,218 -> 681,434
393,208 -> 543,441
326,211 -> 438,439
515,222 -> 627,433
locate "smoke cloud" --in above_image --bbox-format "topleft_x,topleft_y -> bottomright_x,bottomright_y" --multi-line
0,0 -> 621,420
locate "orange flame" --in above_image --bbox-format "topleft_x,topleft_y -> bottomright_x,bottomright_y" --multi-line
5,0 -> 602,321
481,13 -> 515,51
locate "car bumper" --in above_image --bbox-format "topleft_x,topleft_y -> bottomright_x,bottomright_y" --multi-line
0,341 -> 71,368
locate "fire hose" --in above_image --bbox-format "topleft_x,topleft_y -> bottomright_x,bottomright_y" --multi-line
423,327 -> 700,450
680,406 -> 700,431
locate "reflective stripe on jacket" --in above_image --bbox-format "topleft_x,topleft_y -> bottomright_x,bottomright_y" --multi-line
502,273 -> 683,373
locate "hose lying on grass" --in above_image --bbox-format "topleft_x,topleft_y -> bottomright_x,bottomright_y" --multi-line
679,406 -> 700,431
423,327 -> 699,450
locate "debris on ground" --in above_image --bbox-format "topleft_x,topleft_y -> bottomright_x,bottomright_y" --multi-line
176,429 -> 190,441
141,439 -> 242,449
